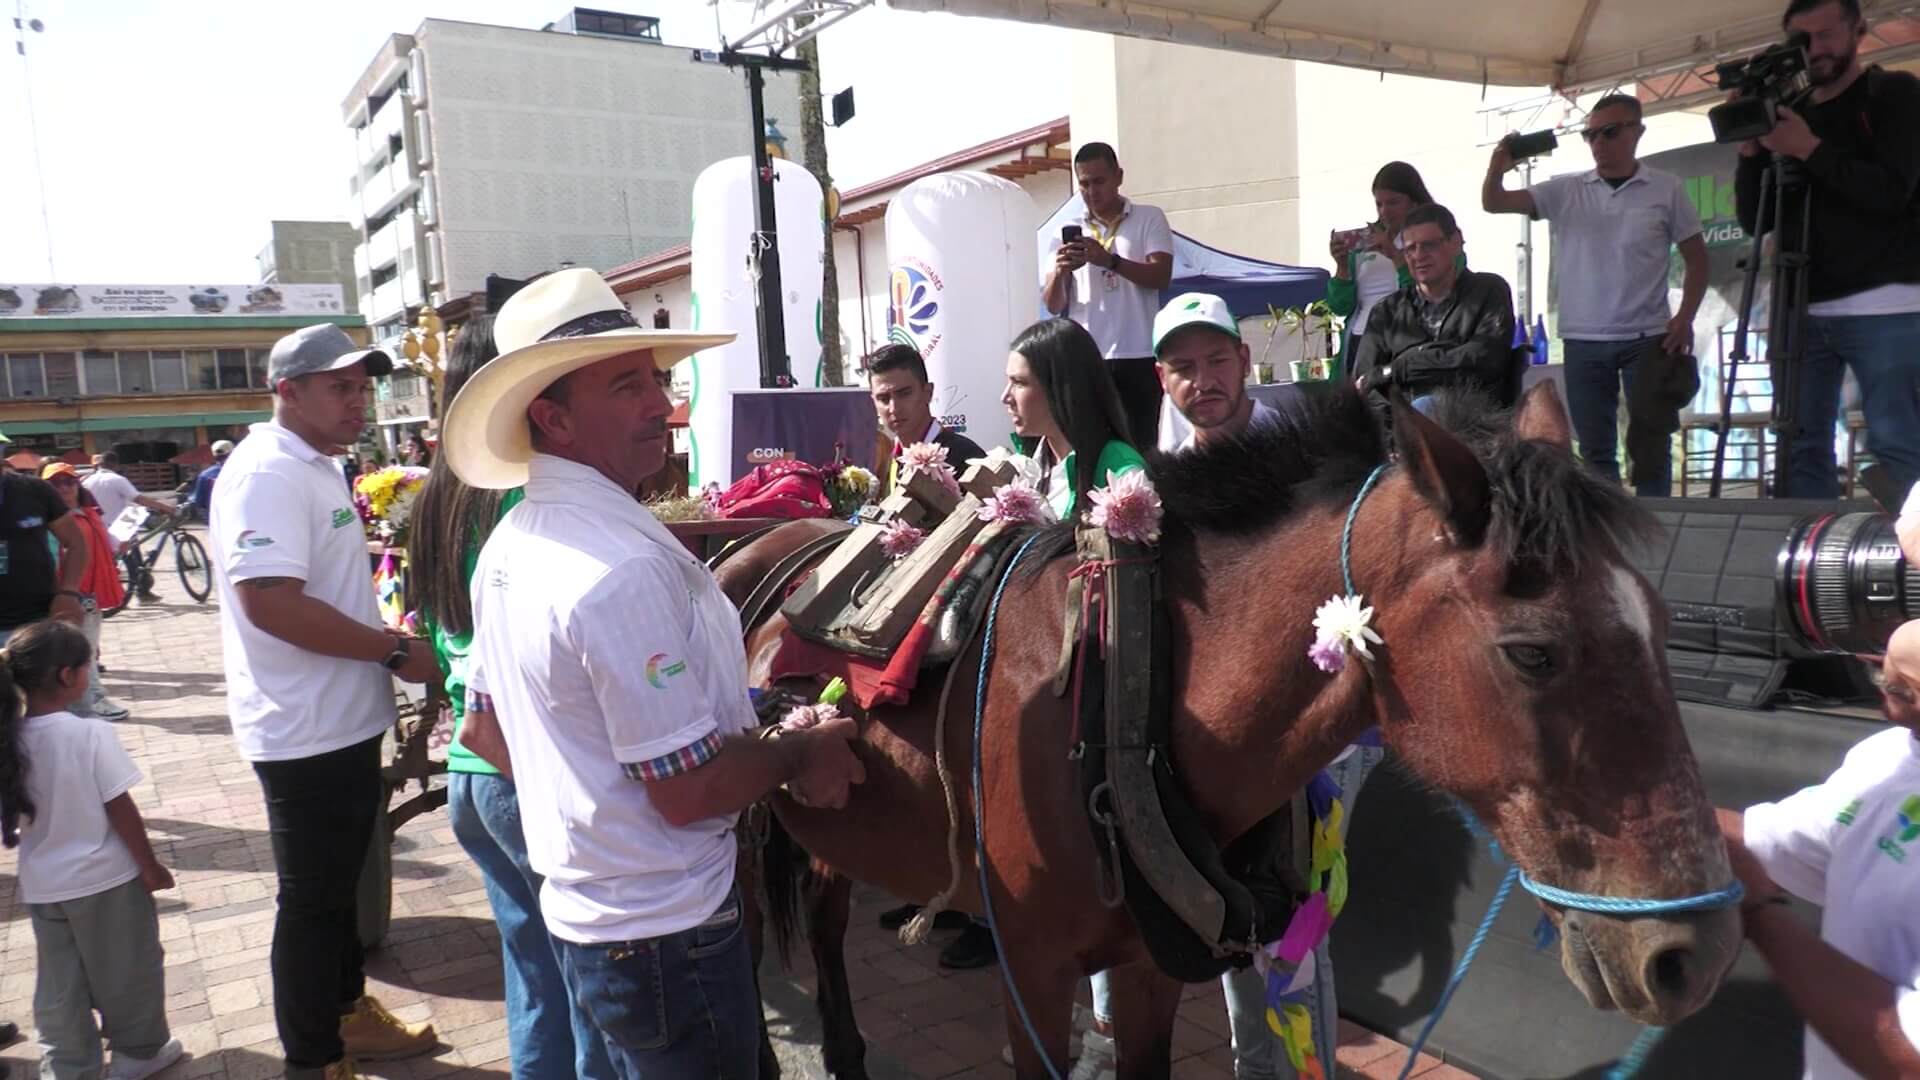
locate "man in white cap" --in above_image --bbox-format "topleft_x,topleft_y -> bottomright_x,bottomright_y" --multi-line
444,269 -> 866,1076
210,323 -> 443,1080
1152,292 -> 1288,452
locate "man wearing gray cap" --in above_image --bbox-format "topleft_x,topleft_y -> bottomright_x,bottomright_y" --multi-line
209,324 -> 443,1079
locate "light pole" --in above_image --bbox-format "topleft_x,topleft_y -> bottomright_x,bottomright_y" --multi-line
13,1 -> 55,278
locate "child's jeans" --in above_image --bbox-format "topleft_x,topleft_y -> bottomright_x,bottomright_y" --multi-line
29,876 -> 171,1080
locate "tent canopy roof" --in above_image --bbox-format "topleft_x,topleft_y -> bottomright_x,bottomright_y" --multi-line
889,0 -> 1920,98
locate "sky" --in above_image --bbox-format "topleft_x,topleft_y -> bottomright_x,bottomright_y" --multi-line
0,0 -> 767,284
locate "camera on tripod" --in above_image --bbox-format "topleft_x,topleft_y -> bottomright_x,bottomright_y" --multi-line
1709,32 -> 1814,144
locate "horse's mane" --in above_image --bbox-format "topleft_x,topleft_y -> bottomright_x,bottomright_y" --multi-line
1151,385 -> 1655,581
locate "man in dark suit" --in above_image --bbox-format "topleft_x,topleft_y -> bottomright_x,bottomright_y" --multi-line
1351,203 -> 1519,411
864,344 -> 987,491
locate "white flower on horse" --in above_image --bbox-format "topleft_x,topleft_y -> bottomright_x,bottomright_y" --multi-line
781,702 -> 843,730
1310,594 -> 1382,672
880,518 -> 925,559
966,446 -> 1044,487
1088,470 -> 1163,546
976,480 -> 1055,526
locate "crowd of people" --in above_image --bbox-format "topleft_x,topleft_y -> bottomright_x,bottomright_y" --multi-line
0,1 -> 1911,1078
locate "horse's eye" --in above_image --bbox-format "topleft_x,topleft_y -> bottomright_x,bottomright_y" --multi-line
1502,644 -> 1554,675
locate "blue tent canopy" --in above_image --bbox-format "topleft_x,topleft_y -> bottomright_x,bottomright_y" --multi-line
1036,195 -> 1329,319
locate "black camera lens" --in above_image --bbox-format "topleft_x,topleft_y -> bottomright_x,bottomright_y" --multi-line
1777,512 -> 1920,656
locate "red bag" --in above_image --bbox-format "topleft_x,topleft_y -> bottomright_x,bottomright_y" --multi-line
715,459 -> 834,520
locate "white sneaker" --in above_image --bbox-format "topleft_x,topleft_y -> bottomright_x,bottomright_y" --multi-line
1000,1004 -> 1095,1066
108,1037 -> 184,1080
1068,1030 -> 1117,1080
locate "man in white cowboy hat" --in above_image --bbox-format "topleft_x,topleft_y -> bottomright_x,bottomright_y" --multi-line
445,268 -> 866,1077
209,323 -> 445,1079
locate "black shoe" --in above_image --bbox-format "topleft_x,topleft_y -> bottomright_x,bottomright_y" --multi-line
938,922 -> 998,970
0,1019 -> 15,1043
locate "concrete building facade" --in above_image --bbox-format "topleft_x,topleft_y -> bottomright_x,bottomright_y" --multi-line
257,221 -> 361,310
341,8 -> 803,339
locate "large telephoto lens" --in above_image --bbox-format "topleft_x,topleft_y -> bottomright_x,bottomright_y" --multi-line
1776,512 -> 1920,656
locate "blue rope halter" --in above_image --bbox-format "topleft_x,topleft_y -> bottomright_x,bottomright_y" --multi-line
1340,464 -> 1743,1078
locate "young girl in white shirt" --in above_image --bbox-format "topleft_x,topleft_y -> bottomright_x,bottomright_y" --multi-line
0,619 -> 182,1080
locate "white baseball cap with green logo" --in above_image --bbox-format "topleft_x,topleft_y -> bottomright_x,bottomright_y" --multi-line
1152,292 -> 1239,357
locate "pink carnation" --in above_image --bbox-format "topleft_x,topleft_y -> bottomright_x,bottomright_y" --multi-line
1088,470 -> 1163,545
1307,636 -> 1347,674
976,480 -> 1052,526
880,518 -> 925,559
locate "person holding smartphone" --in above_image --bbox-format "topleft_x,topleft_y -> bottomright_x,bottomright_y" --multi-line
1042,142 -> 1175,446
1326,162 -> 1438,374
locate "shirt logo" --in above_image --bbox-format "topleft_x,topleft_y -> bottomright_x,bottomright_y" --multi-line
1837,798 -> 1863,826
1874,794 -> 1920,864
235,530 -> 275,550
331,508 -> 356,529
645,653 -> 688,690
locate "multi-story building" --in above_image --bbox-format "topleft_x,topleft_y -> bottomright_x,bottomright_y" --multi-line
340,7 -> 802,340
257,221 -> 361,310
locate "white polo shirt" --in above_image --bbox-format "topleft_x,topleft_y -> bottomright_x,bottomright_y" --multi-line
1743,726 -> 1920,1079
1046,198 -> 1176,358
82,468 -> 139,534
17,710 -> 143,904
210,420 -> 394,762
469,453 -> 758,945
1529,165 -> 1702,341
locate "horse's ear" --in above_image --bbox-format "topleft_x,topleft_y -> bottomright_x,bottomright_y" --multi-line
1512,381 -> 1574,449
1391,396 -> 1490,548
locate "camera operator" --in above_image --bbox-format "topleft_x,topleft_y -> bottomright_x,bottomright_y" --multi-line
1733,0 -> 1920,500
1485,95 -> 1709,497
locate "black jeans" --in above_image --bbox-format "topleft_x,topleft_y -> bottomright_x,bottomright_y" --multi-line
253,734 -> 382,1069
1107,356 -> 1163,449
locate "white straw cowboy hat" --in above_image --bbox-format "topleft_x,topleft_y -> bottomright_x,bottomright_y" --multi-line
442,268 -> 734,489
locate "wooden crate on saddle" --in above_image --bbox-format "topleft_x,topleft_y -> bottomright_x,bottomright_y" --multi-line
781,468 -> 960,635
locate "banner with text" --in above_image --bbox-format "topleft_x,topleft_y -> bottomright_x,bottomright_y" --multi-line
0,283 -> 348,318
729,388 -> 879,484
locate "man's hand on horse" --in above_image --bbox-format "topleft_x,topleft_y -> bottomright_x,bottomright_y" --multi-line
787,715 -> 867,809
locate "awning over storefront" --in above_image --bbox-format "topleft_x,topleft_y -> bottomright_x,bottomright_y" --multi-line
888,0 -> 1920,101
0,410 -> 270,436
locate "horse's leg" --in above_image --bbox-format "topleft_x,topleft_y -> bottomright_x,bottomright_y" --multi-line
1001,951 -> 1078,1080
1103,960 -> 1185,1080
737,828 -> 782,1080
808,866 -> 868,1079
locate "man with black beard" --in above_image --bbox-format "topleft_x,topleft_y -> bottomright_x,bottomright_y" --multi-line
1734,0 -> 1920,499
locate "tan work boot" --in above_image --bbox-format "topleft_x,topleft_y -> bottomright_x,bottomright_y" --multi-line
285,1059 -> 365,1080
339,995 -> 438,1061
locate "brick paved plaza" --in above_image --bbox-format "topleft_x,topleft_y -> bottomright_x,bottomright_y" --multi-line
0,542 -> 1471,1079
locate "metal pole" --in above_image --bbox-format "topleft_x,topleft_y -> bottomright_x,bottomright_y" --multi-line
747,65 -> 792,388
1517,159 -> 1534,325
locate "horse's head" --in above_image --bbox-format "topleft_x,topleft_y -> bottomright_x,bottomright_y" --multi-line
1365,383 -> 1738,1026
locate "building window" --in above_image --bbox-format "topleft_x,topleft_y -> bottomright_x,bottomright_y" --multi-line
44,352 -> 79,399
83,350 -> 118,395
184,349 -> 219,391
6,354 -> 45,399
247,348 -> 270,388
151,350 -> 187,393
118,351 -> 152,394
217,348 -> 250,390
371,263 -> 399,289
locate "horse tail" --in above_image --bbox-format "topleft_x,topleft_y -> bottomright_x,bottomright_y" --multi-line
759,806 -> 809,968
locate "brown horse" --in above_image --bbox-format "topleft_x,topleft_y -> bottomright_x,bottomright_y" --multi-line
719,384 -> 1742,1079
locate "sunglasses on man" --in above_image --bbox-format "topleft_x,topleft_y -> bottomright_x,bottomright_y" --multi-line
1581,121 -> 1640,143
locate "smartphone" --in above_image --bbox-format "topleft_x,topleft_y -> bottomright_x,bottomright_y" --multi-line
1061,225 -> 1083,245
1337,226 -> 1372,247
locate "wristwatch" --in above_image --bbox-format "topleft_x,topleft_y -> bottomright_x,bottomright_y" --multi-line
380,636 -> 412,672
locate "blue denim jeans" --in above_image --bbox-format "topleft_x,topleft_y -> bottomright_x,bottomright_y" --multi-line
447,773 -> 610,1080
557,886 -> 758,1080
1563,335 -> 1670,497
1783,312 -> 1920,500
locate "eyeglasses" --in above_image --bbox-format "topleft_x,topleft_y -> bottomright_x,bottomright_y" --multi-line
1581,122 -> 1639,143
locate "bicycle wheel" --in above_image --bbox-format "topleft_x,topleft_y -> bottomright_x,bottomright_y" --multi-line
175,532 -> 213,602
101,552 -> 136,618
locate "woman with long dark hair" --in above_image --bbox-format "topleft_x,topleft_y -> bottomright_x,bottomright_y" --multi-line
1003,317 -> 1145,520
1325,160 -> 1440,370
408,319 -> 610,1079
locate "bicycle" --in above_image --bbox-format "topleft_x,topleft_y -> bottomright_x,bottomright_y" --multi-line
102,508 -> 213,617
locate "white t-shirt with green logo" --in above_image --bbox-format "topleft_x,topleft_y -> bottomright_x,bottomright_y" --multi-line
210,420 -> 395,762
1744,725 -> 1920,1078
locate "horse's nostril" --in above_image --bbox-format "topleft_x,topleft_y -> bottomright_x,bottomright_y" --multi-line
1648,946 -> 1693,1001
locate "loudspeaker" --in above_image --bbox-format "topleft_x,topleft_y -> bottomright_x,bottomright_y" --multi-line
1628,496 -> 1877,708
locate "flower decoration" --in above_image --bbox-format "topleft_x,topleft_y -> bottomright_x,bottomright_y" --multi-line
976,480 -> 1054,526
826,464 -> 879,519
1309,594 -> 1382,671
1088,470 -> 1163,545
781,701 -> 843,730
880,518 -> 925,559
353,466 -> 430,548
966,447 -> 1043,486
898,442 -> 949,473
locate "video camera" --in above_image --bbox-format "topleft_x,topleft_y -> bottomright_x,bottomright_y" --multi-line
1779,511 -> 1919,656
1709,32 -> 1814,144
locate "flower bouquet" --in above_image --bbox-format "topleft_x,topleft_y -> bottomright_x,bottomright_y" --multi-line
827,463 -> 879,520
353,465 -> 430,548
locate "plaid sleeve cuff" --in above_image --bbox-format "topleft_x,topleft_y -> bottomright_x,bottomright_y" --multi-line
623,730 -> 725,782
465,689 -> 494,715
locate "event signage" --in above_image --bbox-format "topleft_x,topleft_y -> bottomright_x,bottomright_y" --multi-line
1644,142 -> 1748,250
729,388 -> 878,483
0,283 -> 348,318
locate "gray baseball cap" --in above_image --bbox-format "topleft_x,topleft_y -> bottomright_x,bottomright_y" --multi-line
267,324 -> 394,385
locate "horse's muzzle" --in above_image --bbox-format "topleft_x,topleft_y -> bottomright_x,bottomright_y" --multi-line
1557,906 -> 1742,1025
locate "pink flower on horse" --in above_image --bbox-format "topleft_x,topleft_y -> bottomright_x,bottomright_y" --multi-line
880,518 -> 925,559
976,480 -> 1053,526
781,702 -> 843,730
899,442 -> 962,498
1088,470 -> 1163,545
